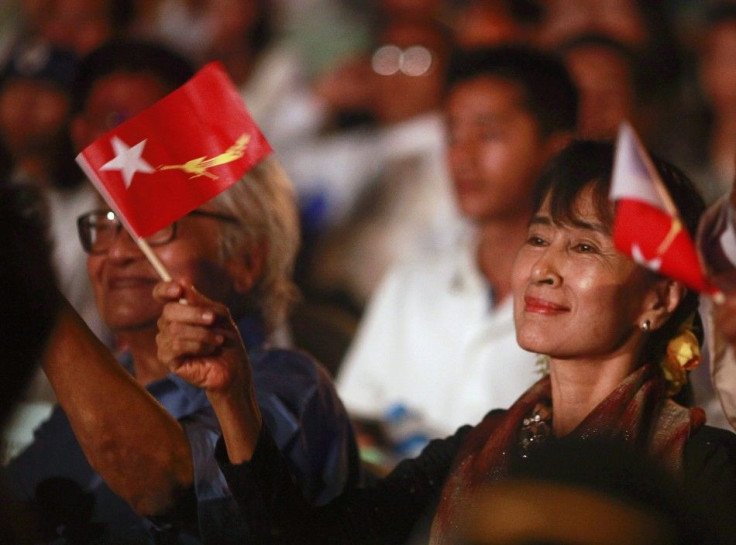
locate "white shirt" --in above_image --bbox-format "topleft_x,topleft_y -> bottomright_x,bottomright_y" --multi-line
241,43 -> 329,157
285,111 -> 457,228
336,236 -> 541,437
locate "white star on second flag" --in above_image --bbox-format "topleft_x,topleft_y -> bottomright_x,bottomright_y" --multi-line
630,244 -> 662,271
100,136 -> 155,188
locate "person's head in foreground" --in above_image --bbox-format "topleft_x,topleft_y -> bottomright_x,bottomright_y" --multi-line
454,440 -> 714,545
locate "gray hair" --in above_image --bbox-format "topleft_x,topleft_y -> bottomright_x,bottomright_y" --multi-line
209,155 -> 300,334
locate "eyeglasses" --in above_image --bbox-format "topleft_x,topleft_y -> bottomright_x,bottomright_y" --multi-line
371,44 -> 434,76
77,209 -> 240,254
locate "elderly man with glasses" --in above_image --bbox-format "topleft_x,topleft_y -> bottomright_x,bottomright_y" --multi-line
5,40 -> 360,545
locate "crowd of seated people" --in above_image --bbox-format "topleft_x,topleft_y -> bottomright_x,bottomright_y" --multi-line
1,1 -> 736,543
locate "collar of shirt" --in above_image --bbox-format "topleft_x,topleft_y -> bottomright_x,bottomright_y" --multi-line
448,232 -> 500,311
377,111 -> 445,161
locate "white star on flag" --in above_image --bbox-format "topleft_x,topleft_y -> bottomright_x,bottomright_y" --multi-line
100,136 -> 155,188
630,243 -> 662,271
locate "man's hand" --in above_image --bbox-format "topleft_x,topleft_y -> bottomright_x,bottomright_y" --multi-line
155,281 -> 250,398
154,280 -> 262,463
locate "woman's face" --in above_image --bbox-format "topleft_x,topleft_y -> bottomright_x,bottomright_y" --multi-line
512,186 -> 652,361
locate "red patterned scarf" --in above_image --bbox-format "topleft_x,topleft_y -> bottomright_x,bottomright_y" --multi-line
429,364 -> 706,544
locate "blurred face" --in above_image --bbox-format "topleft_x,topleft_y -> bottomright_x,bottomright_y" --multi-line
0,79 -> 70,158
445,76 -> 549,223
40,0 -> 115,55
700,21 -> 736,111
564,45 -> 635,139
512,187 -> 651,360
87,211 -> 234,332
72,72 -> 171,151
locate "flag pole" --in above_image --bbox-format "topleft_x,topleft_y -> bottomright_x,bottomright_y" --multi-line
135,237 -> 172,281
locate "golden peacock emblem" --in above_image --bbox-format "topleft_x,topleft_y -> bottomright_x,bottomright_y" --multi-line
158,134 -> 250,180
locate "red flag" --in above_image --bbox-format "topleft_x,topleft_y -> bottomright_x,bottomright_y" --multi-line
76,62 -> 272,238
610,122 -> 718,295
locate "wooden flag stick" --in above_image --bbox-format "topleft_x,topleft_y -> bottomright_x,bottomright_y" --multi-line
135,237 -> 172,281
135,237 -> 189,306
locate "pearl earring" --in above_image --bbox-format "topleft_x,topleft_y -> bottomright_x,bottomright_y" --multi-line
640,320 -> 651,332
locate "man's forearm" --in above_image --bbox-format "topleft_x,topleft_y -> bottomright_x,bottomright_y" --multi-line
42,298 -> 194,515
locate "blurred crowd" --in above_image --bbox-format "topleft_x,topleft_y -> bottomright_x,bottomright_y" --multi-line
0,0 -> 735,476
3,0 -> 736,543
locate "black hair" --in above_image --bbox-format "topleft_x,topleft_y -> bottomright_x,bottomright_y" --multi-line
532,140 -> 706,374
445,44 -> 578,136
70,39 -> 195,115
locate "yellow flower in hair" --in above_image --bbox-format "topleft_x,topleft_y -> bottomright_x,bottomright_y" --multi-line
661,316 -> 701,396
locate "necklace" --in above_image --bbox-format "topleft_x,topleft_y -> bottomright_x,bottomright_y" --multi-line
518,402 -> 552,459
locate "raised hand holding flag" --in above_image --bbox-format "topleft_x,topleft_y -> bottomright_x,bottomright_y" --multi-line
76,62 -> 272,280
610,122 -> 721,298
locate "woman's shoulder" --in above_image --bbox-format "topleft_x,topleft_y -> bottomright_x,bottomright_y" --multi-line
687,424 -> 736,453
683,424 -> 736,484
683,425 -> 736,543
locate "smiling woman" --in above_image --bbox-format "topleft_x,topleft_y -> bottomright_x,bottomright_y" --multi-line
519,141 -> 704,395
154,139 -> 736,544
513,184 -> 651,369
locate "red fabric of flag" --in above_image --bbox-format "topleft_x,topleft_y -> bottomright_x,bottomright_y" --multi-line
610,122 -> 717,295
613,199 -> 713,293
76,62 -> 272,237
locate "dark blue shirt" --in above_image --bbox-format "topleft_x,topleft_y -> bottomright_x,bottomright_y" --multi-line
6,316 -> 360,543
